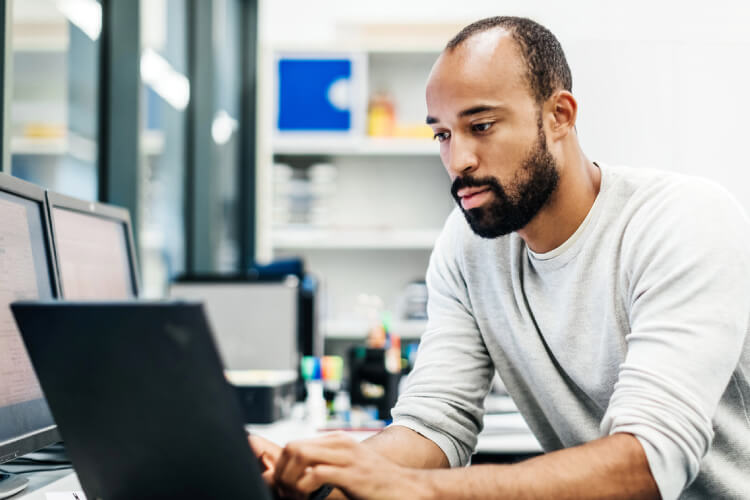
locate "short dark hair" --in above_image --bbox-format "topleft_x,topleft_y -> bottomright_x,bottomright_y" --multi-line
446,16 -> 572,104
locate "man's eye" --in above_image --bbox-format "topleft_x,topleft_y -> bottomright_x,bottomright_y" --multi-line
472,122 -> 493,133
433,132 -> 450,142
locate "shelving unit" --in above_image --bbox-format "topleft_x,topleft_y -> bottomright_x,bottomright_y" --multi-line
258,44 -> 452,339
273,227 -> 440,250
10,137 -> 67,155
10,134 -> 97,163
273,137 -> 437,156
8,3 -> 100,201
324,318 -> 427,339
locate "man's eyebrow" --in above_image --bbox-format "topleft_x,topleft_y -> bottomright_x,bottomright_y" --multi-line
459,105 -> 504,118
426,105 -> 505,124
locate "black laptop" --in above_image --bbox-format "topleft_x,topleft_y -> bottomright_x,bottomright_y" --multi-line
11,301 -> 273,500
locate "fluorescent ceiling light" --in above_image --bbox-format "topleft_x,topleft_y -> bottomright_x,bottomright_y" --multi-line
140,48 -> 191,111
56,0 -> 102,41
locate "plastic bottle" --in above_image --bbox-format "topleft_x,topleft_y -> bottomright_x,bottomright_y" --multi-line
301,356 -> 328,429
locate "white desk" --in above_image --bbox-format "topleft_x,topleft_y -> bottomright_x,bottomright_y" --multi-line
20,411 -> 542,498
11,470 -> 81,500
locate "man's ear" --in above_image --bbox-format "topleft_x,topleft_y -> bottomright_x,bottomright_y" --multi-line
546,90 -> 577,140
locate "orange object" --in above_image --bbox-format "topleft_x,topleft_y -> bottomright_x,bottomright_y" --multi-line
367,324 -> 387,348
367,92 -> 396,137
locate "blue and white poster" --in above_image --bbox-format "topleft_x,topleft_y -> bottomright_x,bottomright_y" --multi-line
277,58 -> 355,132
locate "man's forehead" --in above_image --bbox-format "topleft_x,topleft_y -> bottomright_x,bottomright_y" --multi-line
426,28 -> 529,115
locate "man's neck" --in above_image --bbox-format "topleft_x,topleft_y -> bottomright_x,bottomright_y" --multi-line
517,154 -> 601,254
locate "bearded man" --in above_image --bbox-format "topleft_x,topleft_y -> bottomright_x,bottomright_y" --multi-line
252,16 -> 750,500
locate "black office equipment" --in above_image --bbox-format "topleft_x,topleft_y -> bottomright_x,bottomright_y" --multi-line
349,347 -> 401,421
11,301 -> 273,500
0,173 -> 61,498
46,190 -> 140,299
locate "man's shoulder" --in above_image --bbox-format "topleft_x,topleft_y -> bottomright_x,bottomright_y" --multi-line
603,164 -> 744,220
603,163 -> 683,195
607,165 -> 750,264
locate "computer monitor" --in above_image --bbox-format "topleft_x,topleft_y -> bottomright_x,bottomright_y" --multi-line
46,191 -> 139,299
170,276 -> 301,371
0,173 -> 61,497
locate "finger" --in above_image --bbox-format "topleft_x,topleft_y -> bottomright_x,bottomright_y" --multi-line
276,443 -> 310,491
274,440 -> 338,491
292,465 -> 327,495
250,435 -> 282,461
261,468 -> 275,487
296,464 -> 350,495
274,434 -> 362,493
276,439 -> 360,490
260,452 -> 275,471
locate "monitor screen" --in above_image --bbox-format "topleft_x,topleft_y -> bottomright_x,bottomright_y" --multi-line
52,206 -> 136,300
0,186 -> 57,459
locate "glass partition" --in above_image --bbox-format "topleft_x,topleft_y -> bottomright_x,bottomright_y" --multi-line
211,0 -> 242,272
10,0 -> 101,200
139,0 -> 188,297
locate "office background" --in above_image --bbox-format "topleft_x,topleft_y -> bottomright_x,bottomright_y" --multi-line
1,0 -> 750,343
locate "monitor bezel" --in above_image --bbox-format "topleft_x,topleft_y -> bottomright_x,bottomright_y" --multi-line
0,172 -> 61,464
45,190 -> 141,299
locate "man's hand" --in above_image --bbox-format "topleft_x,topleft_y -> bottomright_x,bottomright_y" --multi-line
274,432 -> 433,500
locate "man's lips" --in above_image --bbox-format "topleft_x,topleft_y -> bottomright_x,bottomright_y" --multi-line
459,187 -> 491,210
457,187 -> 490,199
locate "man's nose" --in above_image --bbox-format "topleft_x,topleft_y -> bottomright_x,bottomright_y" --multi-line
446,135 -> 478,178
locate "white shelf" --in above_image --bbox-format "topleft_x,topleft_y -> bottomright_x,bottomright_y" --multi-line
273,137 -> 438,156
11,136 -> 66,155
273,227 -> 440,250
12,40 -> 67,52
11,135 -> 96,164
323,318 -> 427,339
271,42 -> 442,55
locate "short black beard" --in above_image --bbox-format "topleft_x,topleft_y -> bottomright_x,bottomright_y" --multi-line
451,124 -> 560,239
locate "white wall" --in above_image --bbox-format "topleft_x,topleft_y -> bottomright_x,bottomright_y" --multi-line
259,0 -> 750,212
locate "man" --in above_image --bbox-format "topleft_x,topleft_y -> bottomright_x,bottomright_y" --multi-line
252,16 -> 750,499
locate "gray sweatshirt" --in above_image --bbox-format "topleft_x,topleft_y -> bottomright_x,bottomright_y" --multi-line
391,164 -> 750,499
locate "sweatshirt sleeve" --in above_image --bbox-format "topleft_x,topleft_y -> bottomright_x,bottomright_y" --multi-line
600,178 -> 750,500
390,211 -> 495,467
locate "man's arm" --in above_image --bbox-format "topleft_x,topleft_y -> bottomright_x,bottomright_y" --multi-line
291,432 -> 659,500
419,433 -> 659,500
361,425 -> 449,469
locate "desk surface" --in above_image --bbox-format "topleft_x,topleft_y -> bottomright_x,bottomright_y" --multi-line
248,413 -> 542,454
19,413 -> 542,498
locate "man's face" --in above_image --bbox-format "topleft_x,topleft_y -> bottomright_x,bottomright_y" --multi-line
426,29 -> 560,238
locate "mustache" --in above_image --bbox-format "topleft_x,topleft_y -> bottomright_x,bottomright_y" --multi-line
451,175 -> 505,200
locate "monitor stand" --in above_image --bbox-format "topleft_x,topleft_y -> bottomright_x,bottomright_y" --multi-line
0,472 -> 28,499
